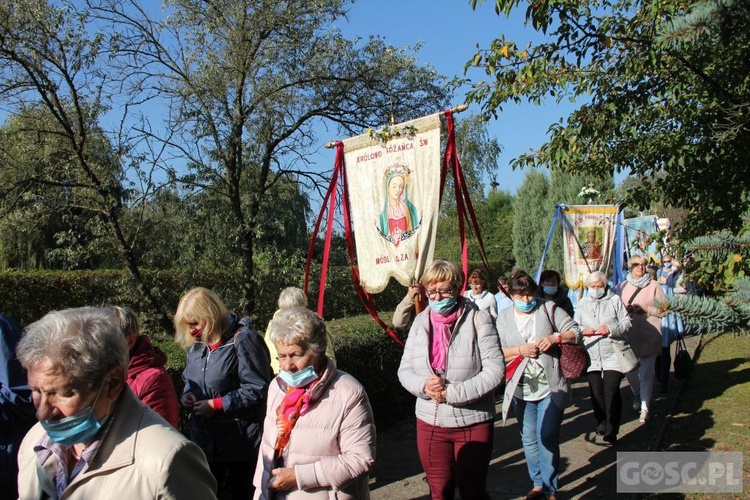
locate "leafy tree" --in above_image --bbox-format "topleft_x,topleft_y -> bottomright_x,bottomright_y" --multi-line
90,0 -> 450,313
465,0 -> 750,237
512,169 -> 549,273
0,1 -> 173,328
434,113 -> 503,264
663,214 -> 750,334
479,189 -> 514,266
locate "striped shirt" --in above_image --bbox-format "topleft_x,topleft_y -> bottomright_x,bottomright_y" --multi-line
33,405 -> 118,498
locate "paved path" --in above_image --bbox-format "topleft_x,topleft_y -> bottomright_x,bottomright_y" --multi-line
369,334 -> 701,499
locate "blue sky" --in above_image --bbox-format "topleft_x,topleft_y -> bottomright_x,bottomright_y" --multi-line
324,0 -> 582,194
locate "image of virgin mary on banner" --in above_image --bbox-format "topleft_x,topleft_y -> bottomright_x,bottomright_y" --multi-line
561,205 -> 620,290
343,114 -> 442,293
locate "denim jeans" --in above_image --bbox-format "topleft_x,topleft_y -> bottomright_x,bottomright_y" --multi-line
513,395 -> 564,494
625,354 -> 657,411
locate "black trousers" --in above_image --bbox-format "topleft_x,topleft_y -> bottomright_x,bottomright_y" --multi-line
655,346 -> 671,392
587,370 -> 623,438
210,459 -> 255,500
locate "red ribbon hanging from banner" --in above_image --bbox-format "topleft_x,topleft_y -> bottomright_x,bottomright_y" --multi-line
304,142 -> 404,346
304,149 -> 340,310
443,110 -> 509,298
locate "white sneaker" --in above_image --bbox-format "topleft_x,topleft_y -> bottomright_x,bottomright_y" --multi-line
633,398 -> 641,412
639,409 -> 649,423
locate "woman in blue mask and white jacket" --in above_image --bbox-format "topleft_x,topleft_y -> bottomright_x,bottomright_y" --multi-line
398,259 -> 504,500
496,270 -> 581,500
574,271 -> 632,446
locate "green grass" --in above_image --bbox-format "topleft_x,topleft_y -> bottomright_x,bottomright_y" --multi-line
658,332 -> 750,498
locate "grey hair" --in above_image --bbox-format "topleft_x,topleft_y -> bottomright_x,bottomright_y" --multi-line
16,307 -> 129,389
110,305 -> 140,338
585,271 -> 608,287
277,287 -> 308,310
269,307 -> 327,357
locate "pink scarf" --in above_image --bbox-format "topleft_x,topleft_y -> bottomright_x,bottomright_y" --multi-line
429,307 -> 460,373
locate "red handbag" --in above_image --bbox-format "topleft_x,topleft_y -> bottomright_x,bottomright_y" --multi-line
542,303 -> 590,379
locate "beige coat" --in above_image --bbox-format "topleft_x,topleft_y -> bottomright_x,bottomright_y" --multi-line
616,280 -> 666,358
17,387 -> 217,500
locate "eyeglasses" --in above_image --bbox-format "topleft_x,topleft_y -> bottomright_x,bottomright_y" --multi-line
630,263 -> 646,269
425,287 -> 455,299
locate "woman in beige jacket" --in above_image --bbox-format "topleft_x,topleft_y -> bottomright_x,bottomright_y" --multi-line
16,307 -> 217,500
616,254 -> 666,423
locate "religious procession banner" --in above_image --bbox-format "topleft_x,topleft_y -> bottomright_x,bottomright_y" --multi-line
624,215 -> 660,263
561,205 -> 620,290
342,114 -> 442,293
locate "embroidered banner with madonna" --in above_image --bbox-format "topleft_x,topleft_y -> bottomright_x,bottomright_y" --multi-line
561,205 -> 620,290
342,114 -> 442,293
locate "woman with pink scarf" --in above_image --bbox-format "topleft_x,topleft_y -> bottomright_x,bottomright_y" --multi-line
398,260 -> 504,500
253,308 -> 375,499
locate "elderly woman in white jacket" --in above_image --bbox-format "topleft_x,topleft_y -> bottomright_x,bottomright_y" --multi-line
254,307 -> 375,500
398,259 -> 504,500
574,271 -> 633,445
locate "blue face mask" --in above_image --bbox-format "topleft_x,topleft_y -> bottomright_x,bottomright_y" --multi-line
542,285 -> 558,295
279,365 -> 318,388
514,299 -> 537,313
663,262 -> 672,268
40,383 -> 107,447
429,296 -> 457,315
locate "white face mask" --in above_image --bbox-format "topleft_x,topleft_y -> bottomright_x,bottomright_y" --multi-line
588,287 -> 605,299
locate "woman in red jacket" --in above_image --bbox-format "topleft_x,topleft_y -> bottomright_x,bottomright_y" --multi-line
112,306 -> 180,428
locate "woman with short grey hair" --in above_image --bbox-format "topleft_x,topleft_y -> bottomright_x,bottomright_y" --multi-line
16,307 -> 218,499
254,307 -> 375,499
17,307 -> 129,385
264,287 -> 336,374
575,272 -> 632,445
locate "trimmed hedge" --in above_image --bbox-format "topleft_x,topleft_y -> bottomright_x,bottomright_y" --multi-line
0,268 -> 409,333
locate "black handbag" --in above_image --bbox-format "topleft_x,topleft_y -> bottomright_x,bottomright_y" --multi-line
673,337 -> 692,379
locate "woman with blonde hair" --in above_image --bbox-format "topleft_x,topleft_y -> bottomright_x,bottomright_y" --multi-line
175,287 -> 272,499
616,255 -> 666,423
398,259 -> 504,499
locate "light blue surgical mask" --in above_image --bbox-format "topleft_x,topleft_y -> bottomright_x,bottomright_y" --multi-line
588,287 -> 605,299
40,382 -> 107,447
542,285 -> 558,295
279,365 -> 318,388
514,299 -> 537,313
663,262 -> 672,268
429,297 -> 457,315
